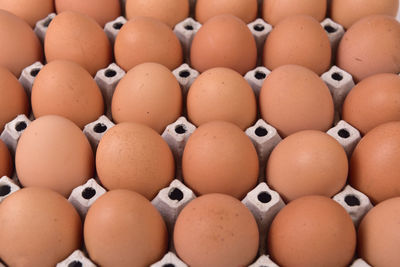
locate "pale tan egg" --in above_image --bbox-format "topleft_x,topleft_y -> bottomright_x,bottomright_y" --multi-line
45,11 -> 112,76
114,16 -> 183,72
187,67 -> 257,130
125,0 -> 189,28
190,14 -> 257,75
84,190 -> 168,267
111,62 -> 182,133
0,0 -> 54,27
195,0 -> 258,24
0,10 -> 43,77
0,139 -> 12,177
263,0 -> 327,26
337,15 -> 400,82
263,15 -> 331,75
55,0 -> 121,27
0,187 -> 82,267
15,115 -> 94,197
0,67 -> 29,131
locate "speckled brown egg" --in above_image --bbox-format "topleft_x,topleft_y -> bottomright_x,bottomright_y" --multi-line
174,194 -> 259,267
84,190 -> 168,267
190,14 -> 257,75
195,0 -> 258,24
259,65 -> 334,137
0,139 -> 12,177
96,122 -> 175,200
263,15 -> 331,75
349,121 -> 400,204
32,60 -> 104,129
342,73 -> 400,135
45,11 -> 112,76
0,0 -> 54,27
358,197 -> 400,267
0,187 -> 82,267
111,62 -> 182,133
114,16 -> 183,72
263,0 -> 327,26
268,195 -> 356,267
267,130 -> 348,202
337,15 -> 400,82
0,67 -> 29,131
182,121 -> 258,199
15,115 -> 94,197
187,67 -> 257,130
0,10 -> 43,77
125,0 -> 189,28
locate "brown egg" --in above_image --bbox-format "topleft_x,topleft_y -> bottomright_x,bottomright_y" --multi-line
84,190 -> 167,267
0,10 -> 42,77
0,139 -> 12,177
55,0 -> 121,27
125,0 -> 189,28
0,0 -> 54,27
331,0 -> 399,29
32,60 -> 104,129
190,14 -> 257,75
0,187 -> 82,267
263,15 -> 331,75
174,194 -> 259,267
15,115 -> 94,197
259,65 -> 334,137
358,197 -> 400,266
96,122 -> 174,200
337,15 -> 400,82
0,67 -> 29,131
195,0 -> 258,24
268,195 -> 356,267
263,0 -> 327,26
114,16 -> 183,72
45,11 -> 112,76
267,130 -> 348,202
112,62 -> 182,133
187,67 -> 257,130
182,121 -> 258,199
349,121 -> 400,204
342,73 -> 400,135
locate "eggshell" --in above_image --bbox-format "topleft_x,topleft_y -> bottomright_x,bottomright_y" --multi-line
174,194 -> 259,267
125,0 -> 189,28
0,0 -> 54,27
0,187 -> 82,267
263,15 -> 331,75
337,15 -> 400,82
15,115 -> 94,197
342,73 -> 400,135
96,122 -> 175,200
190,14 -> 257,75
331,0 -> 399,29
262,0 -> 327,26
32,60 -> 104,129
45,11 -> 112,76
112,62 -> 182,133
268,195 -> 356,267
55,0 -> 121,27
84,190 -> 168,267
182,121 -> 259,199
267,130 -> 348,202
195,0 -> 258,24
0,67 -> 29,131
0,10 -> 43,77
259,65 -> 334,137
0,139 -> 12,177
358,197 -> 400,267
187,67 -> 257,130
114,16 -> 183,72
349,121 -> 400,204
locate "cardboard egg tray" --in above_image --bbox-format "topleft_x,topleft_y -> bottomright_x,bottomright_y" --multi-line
1,0 -> 400,266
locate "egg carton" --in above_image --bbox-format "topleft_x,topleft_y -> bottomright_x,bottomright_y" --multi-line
56,250 -> 96,267
0,176 -> 20,203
